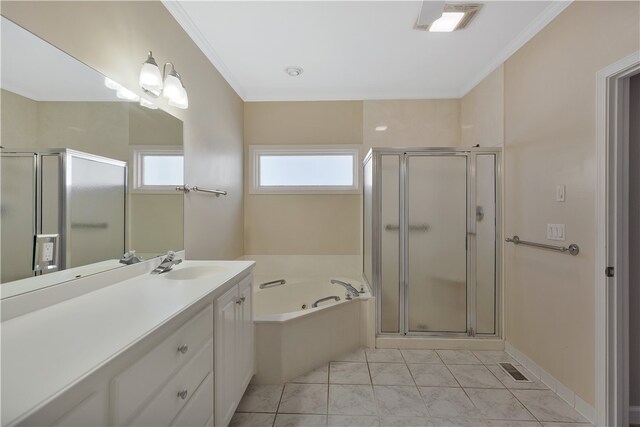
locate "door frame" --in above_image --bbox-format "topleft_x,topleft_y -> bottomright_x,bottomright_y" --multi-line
595,50 -> 639,427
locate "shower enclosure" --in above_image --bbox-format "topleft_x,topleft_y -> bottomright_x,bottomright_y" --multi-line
1,149 -> 127,283
363,147 -> 501,337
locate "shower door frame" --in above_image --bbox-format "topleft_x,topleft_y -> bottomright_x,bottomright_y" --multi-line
365,147 -> 502,338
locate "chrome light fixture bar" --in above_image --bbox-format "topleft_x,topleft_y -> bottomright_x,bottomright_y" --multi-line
139,51 -> 189,109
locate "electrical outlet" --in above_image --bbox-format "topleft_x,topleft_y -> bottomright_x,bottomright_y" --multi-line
556,185 -> 566,202
33,234 -> 59,272
547,224 -> 566,241
42,242 -> 54,262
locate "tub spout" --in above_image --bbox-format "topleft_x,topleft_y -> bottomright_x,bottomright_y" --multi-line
330,279 -> 360,300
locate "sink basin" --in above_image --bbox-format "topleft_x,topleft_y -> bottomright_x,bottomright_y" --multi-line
163,266 -> 226,281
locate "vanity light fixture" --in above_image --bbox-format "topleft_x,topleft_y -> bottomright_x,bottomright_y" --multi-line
139,51 -> 189,109
139,98 -> 159,110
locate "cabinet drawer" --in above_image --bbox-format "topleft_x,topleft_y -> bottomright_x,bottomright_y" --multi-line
129,338 -> 213,427
113,304 -> 213,424
171,371 -> 213,427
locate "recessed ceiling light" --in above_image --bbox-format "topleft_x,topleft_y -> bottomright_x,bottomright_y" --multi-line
285,66 -> 304,77
414,3 -> 482,32
375,125 -> 388,132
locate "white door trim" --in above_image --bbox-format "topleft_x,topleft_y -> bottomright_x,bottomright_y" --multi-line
595,50 -> 640,427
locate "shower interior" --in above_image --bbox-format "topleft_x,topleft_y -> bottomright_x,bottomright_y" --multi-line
363,147 -> 501,337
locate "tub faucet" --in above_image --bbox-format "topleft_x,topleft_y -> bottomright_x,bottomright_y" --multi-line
331,279 -> 360,300
151,251 -> 182,274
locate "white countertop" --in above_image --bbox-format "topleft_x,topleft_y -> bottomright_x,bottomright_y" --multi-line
0,260 -> 254,426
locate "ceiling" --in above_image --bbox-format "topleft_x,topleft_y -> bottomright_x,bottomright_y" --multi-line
1,16 -> 120,102
165,1 -> 571,101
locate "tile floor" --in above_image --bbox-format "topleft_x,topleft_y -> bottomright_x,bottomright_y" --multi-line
231,349 -> 592,427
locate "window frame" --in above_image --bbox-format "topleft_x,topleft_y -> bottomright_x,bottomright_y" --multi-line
249,145 -> 361,194
131,146 -> 184,194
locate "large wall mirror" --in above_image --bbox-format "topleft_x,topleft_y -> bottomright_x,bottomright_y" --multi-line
0,17 -> 184,296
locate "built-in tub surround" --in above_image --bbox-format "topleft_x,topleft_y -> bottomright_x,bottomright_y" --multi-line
252,276 -> 375,385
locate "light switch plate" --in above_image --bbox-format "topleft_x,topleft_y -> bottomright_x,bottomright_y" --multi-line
547,224 -> 565,241
556,185 -> 566,202
33,234 -> 59,272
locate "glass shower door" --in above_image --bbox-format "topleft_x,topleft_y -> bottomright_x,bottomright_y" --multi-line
406,154 -> 468,334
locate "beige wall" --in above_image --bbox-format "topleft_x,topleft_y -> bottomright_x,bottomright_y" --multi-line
461,64 -> 504,147
244,100 -> 463,255
630,74 -> 640,407
2,1 -> 245,260
362,99 -> 461,151
502,1 -> 640,406
244,101 -> 363,255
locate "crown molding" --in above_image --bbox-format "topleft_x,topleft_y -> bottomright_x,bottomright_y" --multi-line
458,0 -> 573,97
162,0 -> 247,100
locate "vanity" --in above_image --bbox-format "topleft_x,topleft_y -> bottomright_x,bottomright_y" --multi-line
1,259 -> 255,427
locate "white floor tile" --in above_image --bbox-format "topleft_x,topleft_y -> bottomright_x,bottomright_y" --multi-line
511,390 -> 589,423
328,384 -> 378,416
230,412 -> 276,427
330,362 -> 371,385
369,363 -> 415,386
237,384 -> 284,413
465,388 -> 535,421
472,351 -> 518,366
279,383 -> 328,414
374,385 -> 429,417
274,414 -> 327,427
408,364 -> 459,387
448,365 -> 505,389
418,387 -> 478,419
400,350 -> 443,364
334,348 -> 367,362
366,349 -> 405,363
292,364 -> 329,384
436,350 -> 482,365
328,415 -> 381,426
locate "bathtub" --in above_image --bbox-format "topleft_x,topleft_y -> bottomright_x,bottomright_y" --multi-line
252,275 -> 376,384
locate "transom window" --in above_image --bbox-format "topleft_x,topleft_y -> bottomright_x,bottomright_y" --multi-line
132,147 -> 184,192
250,146 -> 360,194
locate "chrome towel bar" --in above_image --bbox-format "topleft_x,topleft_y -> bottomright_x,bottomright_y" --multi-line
385,223 -> 430,232
176,184 -> 227,197
505,235 -> 579,256
259,279 -> 286,289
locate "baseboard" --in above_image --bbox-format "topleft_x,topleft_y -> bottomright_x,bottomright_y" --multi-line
631,405 -> 640,424
505,341 -> 596,425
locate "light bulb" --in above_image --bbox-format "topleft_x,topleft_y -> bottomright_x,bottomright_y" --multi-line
163,73 -> 182,101
168,85 -> 188,109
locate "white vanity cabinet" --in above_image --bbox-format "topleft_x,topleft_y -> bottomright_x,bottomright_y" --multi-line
6,263 -> 255,427
215,275 -> 254,427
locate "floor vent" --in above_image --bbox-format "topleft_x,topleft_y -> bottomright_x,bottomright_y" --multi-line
499,362 -> 530,382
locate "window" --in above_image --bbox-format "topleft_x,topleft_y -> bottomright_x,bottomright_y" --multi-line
132,147 -> 184,192
250,145 -> 360,194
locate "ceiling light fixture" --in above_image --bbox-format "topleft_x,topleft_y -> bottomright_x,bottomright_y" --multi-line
285,66 -> 304,77
375,125 -> 388,132
414,3 -> 482,32
139,98 -> 159,110
139,51 -> 189,109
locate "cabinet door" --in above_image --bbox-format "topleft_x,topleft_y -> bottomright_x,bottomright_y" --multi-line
237,276 -> 254,390
215,285 -> 239,427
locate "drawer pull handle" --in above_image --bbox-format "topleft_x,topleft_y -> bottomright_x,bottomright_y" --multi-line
236,296 -> 245,305
177,344 -> 189,354
177,389 -> 188,400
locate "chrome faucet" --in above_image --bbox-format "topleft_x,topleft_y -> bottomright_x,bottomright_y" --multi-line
151,251 -> 183,274
331,279 -> 360,300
